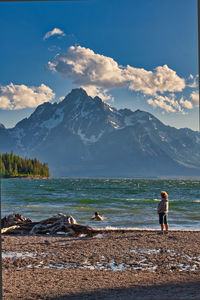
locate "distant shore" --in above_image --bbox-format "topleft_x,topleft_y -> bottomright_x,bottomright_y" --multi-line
2,176 -> 49,179
2,230 -> 200,300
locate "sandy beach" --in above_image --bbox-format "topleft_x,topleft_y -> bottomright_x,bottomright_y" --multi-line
2,230 -> 200,300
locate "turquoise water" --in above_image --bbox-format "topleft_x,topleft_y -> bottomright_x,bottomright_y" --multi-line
1,178 -> 200,230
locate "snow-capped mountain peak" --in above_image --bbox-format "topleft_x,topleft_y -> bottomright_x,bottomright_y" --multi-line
0,88 -> 200,177
0,123 -> 5,129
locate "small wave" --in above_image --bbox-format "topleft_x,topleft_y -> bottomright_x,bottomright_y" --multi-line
94,226 -> 200,232
21,205 -> 44,208
126,198 -> 160,203
95,226 -> 158,231
170,200 -> 200,205
190,216 -> 200,220
79,198 -> 99,204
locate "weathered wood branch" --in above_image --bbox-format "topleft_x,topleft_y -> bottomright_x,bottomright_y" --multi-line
1,213 -> 95,236
1,213 -> 33,229
1,225 -> 22,234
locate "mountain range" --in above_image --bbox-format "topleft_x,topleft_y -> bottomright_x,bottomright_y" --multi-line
0,88 -> 200,177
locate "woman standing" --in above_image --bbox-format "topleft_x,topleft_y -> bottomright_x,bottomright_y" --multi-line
157,191 -> 169,234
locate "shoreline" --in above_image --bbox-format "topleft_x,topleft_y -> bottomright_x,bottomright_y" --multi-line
1,176 -> 49,179
2,176 -> 200,180
2,230 -> 200,299
94,227 -> 200,232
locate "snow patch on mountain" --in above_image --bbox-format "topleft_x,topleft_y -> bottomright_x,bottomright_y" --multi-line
11,127 -> 25,140
108,114 -> 122,129
158,131 -> 172,143
159,135 -> 167,142
80,107 -> 89,118
11,128 -> 25,149
109,120 -> 121,129
124,115 -> 135,126
77,129 -> 105,144
35,105 -> 46,116
152,122 -> 158,130
0,123 -> 5,129
41,108 -> 64,129
195,136 -> 200,144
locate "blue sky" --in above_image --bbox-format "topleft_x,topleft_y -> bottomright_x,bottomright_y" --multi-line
0,0 -> 199,130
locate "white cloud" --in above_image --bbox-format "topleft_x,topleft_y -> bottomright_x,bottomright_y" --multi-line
147,98 -> 176,113
187,74 -> 198,88
190,90 -> 199,107
48,45 -> 185,97
48,46 -> 125,88
147,94 -> 184,114
58,96 -> 65,102
125,64 -> 185,94
81,85 -> 114,102
43,28 -> 66,40
180,97 -> 193,109
148,90 -> 199,113
179,91 -> 199,110
0,83 -> 55,110
48,45 -> 199,114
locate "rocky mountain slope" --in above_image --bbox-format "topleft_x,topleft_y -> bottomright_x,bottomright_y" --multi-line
0,88 -> 199,177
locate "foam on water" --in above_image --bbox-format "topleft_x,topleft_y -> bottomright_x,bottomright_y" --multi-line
95,227 -> 200,232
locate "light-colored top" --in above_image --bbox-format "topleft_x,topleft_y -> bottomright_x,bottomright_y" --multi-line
157,198 -> 168,214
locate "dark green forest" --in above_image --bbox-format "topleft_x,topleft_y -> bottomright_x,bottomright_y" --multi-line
0,152 -> 50,178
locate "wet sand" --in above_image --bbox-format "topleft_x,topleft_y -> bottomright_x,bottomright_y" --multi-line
2,230 -> 200,299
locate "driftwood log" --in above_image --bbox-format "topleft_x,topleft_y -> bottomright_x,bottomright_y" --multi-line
1,213 -> 96,236
1,213 -> 32,229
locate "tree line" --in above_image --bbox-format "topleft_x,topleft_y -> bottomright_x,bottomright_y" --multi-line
0,152 -> 50,178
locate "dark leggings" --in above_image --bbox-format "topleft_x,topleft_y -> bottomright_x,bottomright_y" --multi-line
159,213 -> 168,225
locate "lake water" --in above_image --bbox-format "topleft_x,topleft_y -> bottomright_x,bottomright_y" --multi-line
1,178 -> 200,230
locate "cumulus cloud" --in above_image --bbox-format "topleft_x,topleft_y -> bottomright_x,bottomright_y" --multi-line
125,64 -> 185,94
190,90 -> 199,107
0,83 -> 55,110
43,28 -> 66,40
179,98 -> 193,109
147,94 -> 184,113
178,91 -> 199,110
48,46 -> 185,100
47,45 -> 198,113
187,74 -> 198,88
81,85 -> 114,102
48,46 -> 125,89
148,90 -> 199,113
